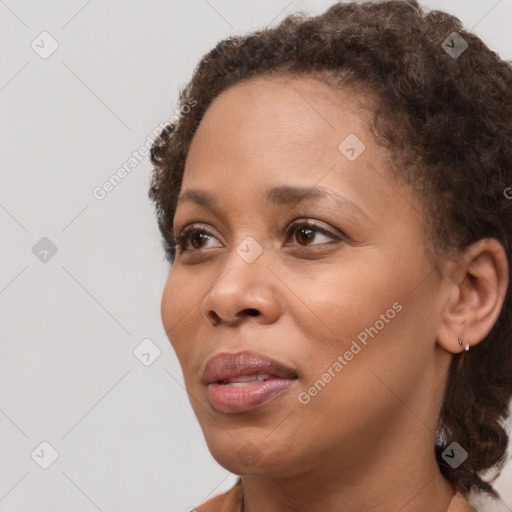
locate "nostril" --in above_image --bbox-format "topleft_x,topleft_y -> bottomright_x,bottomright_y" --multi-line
244,308 -> 260,317
207,311 -> 221,325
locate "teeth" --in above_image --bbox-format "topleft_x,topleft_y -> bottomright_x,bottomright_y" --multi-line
221,373 -> 272,385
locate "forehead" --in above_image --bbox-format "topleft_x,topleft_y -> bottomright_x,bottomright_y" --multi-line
184,76 -> 373,180
179,75 -> 412,226
193,77 -> 369,151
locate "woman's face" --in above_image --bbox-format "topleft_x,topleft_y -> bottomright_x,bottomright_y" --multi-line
161,76 -> 453,479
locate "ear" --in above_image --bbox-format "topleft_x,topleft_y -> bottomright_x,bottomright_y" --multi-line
437,237 -> 509,354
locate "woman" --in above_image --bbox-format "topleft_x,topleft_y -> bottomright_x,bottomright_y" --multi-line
148,1 -> 512,510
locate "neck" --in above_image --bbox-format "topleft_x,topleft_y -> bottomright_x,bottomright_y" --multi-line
240,420 -> 455,512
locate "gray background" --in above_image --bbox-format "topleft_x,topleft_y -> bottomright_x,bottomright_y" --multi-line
1,1 -> 511,510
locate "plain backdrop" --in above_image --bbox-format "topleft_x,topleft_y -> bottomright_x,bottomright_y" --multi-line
1,1 -> 511,510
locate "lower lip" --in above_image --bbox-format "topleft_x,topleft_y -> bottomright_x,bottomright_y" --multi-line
207,378 -> 297,413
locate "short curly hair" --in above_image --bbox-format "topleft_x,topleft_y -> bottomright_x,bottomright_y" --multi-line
148,0 -> 512,500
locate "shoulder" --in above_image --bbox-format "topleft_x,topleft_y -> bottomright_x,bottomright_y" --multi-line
191,481 -> 512,512
448,491 -> 478,512
465,488 -> 512,512
194,479 -> 243,512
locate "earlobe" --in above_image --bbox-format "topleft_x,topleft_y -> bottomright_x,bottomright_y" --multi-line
436,237 -> 509,354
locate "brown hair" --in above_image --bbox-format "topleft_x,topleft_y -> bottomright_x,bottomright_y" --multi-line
148,0 -> 512,499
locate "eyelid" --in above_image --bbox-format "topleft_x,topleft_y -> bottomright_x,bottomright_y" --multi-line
169,223 -> 220,252
286,219 -> 343,243
170,218 -> 345,254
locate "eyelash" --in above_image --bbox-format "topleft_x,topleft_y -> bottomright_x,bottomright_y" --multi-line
168,220 -> 344,254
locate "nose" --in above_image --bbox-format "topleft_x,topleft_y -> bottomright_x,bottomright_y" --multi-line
201,259 -> 282,327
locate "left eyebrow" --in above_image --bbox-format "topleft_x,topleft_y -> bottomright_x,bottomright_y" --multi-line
176,185 -> 372,222
264,185 -> 371,221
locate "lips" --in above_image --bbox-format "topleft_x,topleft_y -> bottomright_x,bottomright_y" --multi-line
203,351 -> 299,413
203,350 -> 298,385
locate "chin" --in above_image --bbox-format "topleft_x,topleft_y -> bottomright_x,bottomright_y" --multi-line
200,426 -> 303,478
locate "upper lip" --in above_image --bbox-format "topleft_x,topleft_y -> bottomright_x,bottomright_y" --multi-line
203,350 -> 298,385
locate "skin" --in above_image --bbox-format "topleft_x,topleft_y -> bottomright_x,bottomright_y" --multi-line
160,76 -> 509,512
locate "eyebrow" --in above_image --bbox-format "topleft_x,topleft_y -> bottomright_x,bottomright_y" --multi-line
176,185 -> 371,221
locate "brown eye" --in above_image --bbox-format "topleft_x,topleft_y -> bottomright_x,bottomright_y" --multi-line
169,224 -> 220,253
294,226 -> 315,245
287,221 -> 341,247
189,232 -> 210,250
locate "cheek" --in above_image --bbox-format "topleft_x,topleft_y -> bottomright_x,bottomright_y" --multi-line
296,277 -> 437,429
276,256 -> 399,350
160,266 -> 220,383
283,258 -> 417,393
160,274 -> 174,339
160,269 -> 196,356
